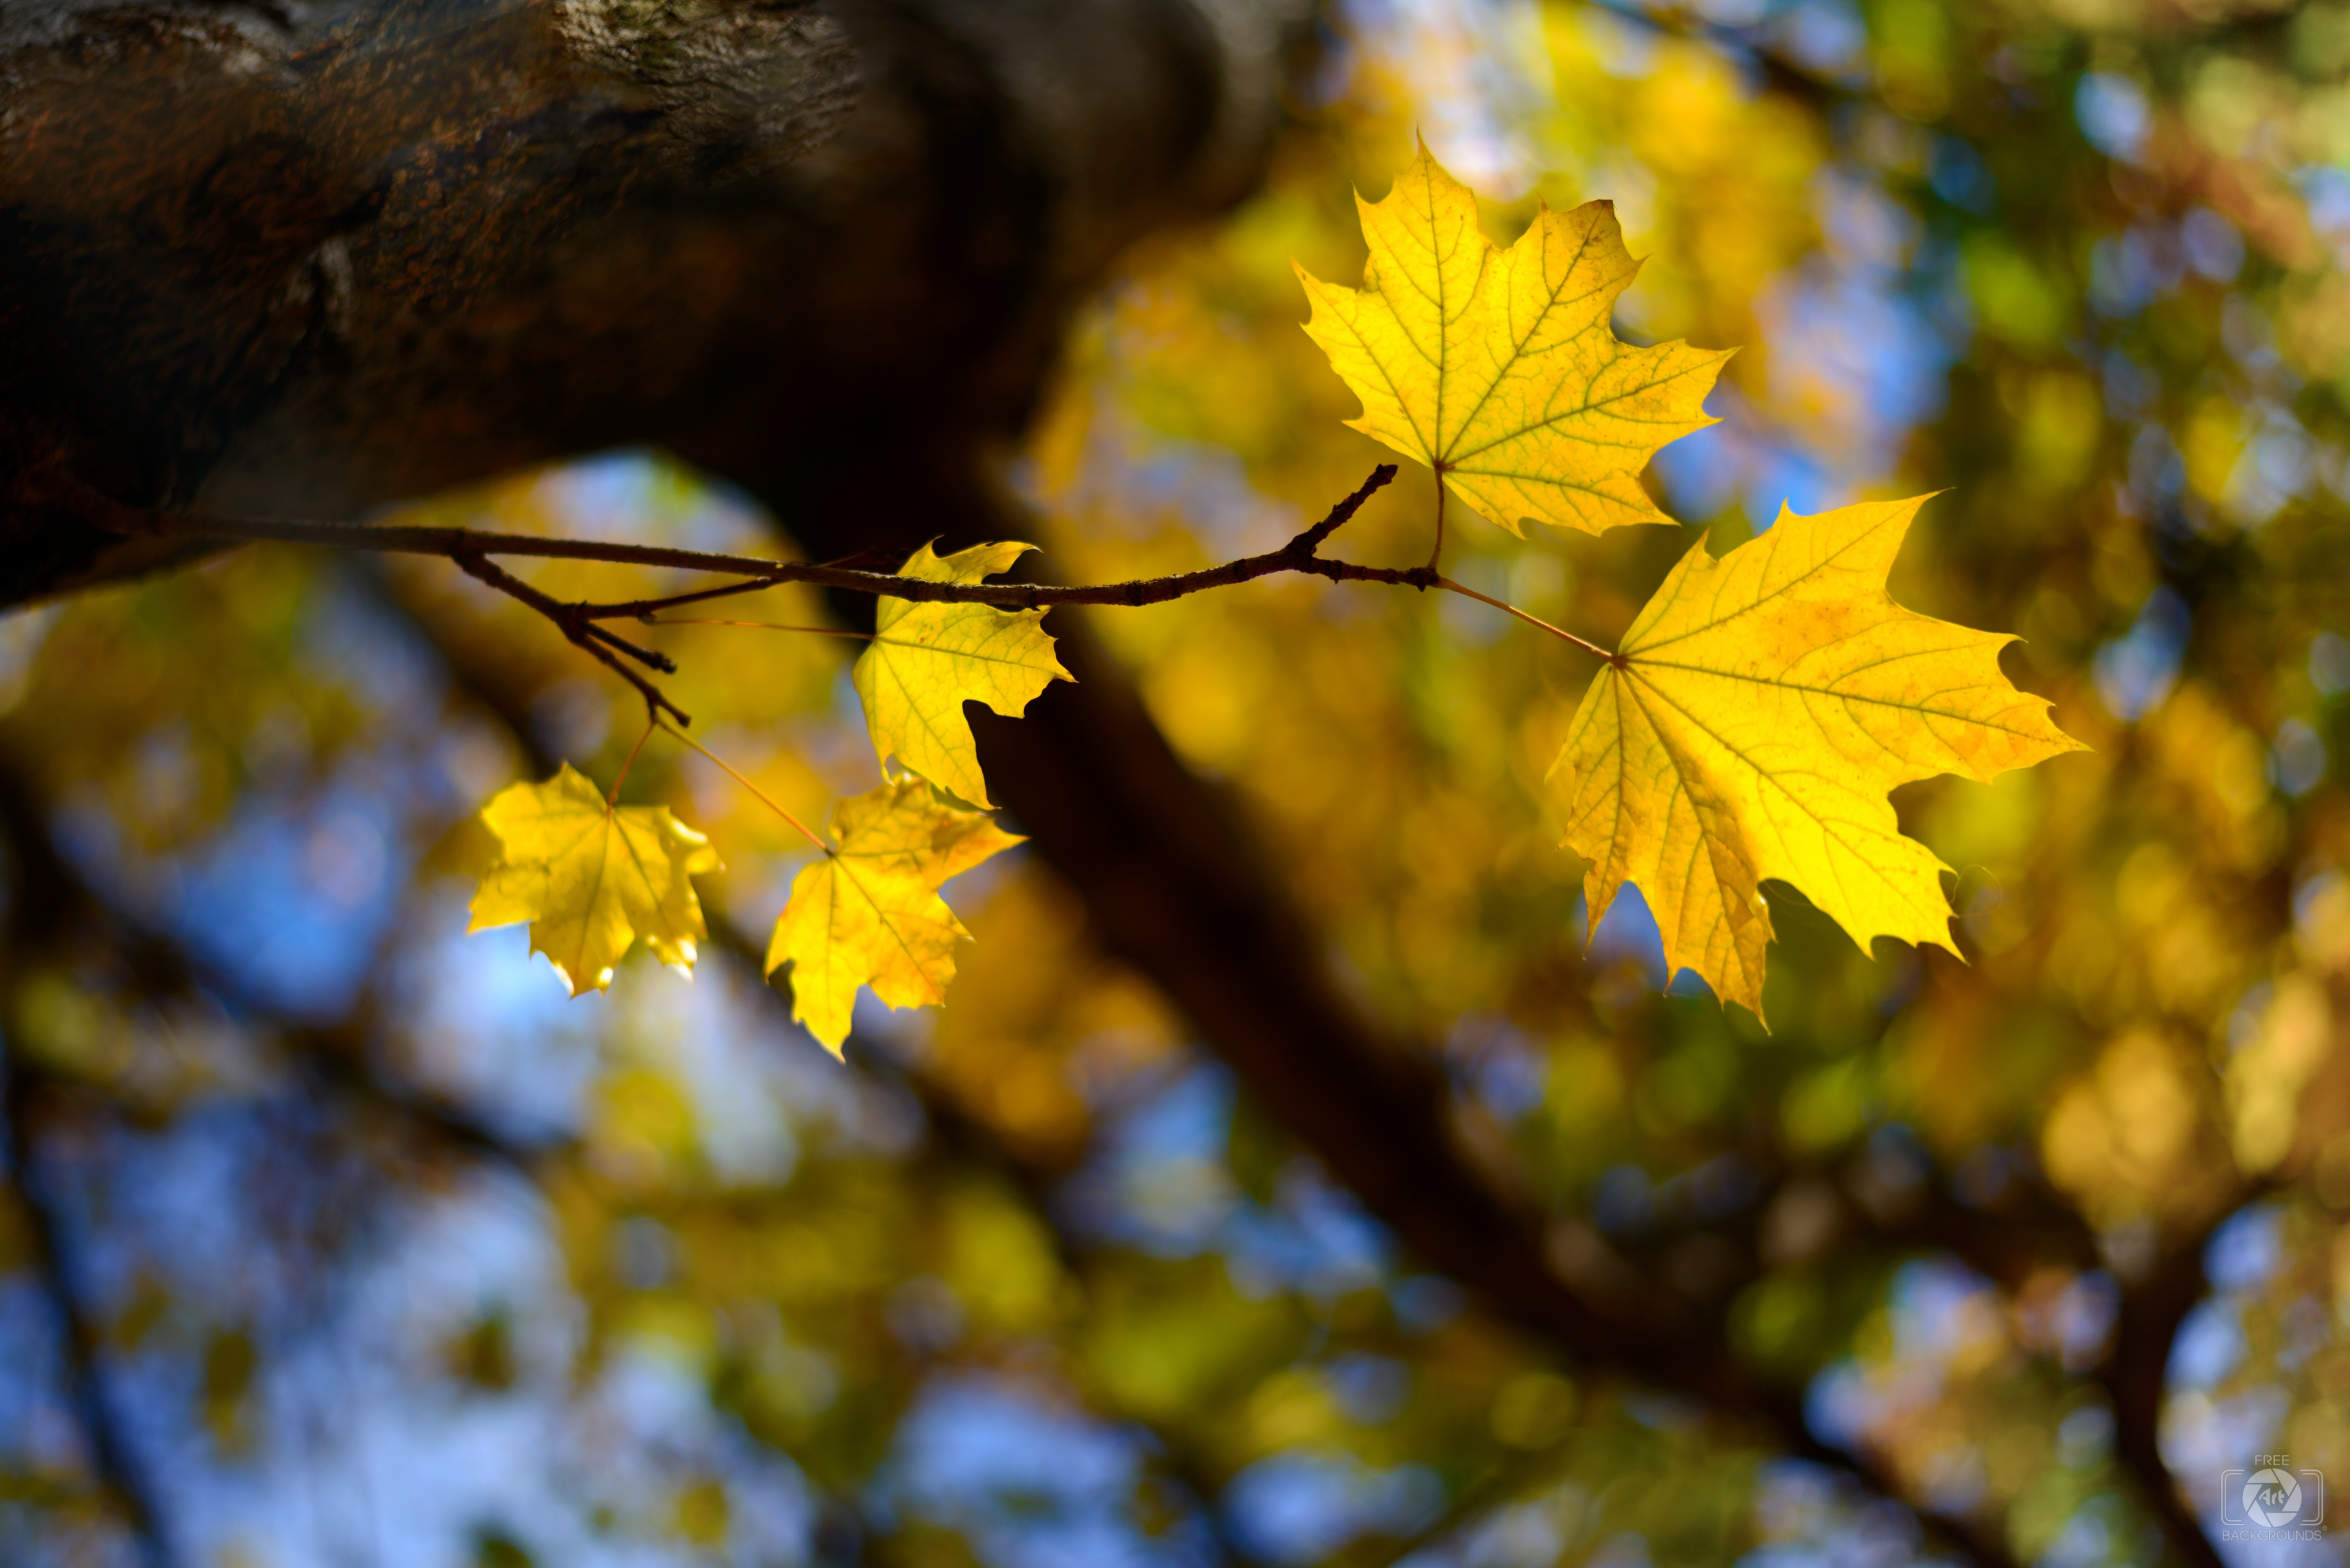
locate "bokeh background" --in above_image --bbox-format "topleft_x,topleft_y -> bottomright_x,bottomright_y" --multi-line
4,1 -> 2350,1565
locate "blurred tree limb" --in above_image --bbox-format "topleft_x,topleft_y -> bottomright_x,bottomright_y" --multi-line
0,1067 -> 176,1568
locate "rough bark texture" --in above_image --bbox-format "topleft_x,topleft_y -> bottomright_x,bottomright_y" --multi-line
2,0 -> 1302,602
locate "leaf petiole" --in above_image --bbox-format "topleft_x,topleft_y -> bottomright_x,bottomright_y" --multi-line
608,715 -> 657,808
1432,576 -> 1616,662
655,720 -> 829,852
644,618 -> 876,638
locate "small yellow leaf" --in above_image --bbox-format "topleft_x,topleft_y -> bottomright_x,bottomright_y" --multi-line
1295,145 -> 1732,537
468,764 -> 720,996
851,541 -> 1072,808
766,778 -> 1024,1051
1549,496 -> 2084,1020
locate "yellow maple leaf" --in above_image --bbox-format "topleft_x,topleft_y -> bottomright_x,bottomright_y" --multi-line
851,540 -> 1072,809
1295,145 -> 1733,537
468,764 -> 721,996
766,777 -> 1024,1051
1548,496 -> 2084,1020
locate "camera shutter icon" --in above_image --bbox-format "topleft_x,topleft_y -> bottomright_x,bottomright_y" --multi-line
2225,1468 -> 2328,1528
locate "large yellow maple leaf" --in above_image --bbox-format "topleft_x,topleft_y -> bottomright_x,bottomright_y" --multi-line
851,541 -> 1072,809
469,764 -> 721,996
1549,496 -> 2083,1020
1295,146 -> 1732,537
766,776 -> 1024,1051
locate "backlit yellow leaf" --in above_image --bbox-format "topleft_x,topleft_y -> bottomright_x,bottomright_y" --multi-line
828,772 -> 1026,883
1295,145 -> 1732,537
469,764 -> 721,996
1549,496 -> 2084,1020
767,778 -> 1023,1051
852,541 -> 1072,808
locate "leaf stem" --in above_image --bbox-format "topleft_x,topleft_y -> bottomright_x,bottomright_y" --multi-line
1433,576 -> 1617,662
608,716 -> 656,808
646,618 -> 877,638
1428,471 -> 1446,572
655,721 -> 827,852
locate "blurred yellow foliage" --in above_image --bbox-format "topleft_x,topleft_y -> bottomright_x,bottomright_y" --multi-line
2231,974 -> 2337,1173
2042,1029 -> 2214,1223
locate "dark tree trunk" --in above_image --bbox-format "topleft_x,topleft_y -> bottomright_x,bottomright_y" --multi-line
2,0 -> 1306,601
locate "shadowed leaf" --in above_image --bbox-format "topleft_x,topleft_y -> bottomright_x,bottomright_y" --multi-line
851,541 -> 1072,808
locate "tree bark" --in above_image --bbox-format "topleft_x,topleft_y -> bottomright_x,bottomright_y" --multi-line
2,0 -> 1307,603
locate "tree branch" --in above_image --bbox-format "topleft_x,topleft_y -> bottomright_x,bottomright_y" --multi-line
127,465 -> 1404,611
123,465 -> 1617,693
1,1069 -> 177,1568
450,551 -> 694,727
2103,1215 -> 2240,1568
0,737 -> 555,1176
1580,0 -> 1845,110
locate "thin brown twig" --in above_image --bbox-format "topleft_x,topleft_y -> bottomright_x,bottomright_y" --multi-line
608,716 -> 657,808
152,463 -> 1615,668
451,551 -> 693,726
619,576 -> 810,621
151,467 -> 1417,613
141,466 -> 1617,674
583,620 -> 678,674
646,619 -> 877,638
157,466 -> 1655,723
602,466 -> 1425,613
146,468 -> 1631,715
